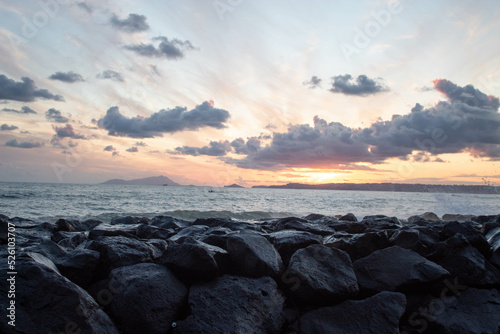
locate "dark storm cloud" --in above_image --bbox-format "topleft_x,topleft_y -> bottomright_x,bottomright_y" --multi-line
45,108 -> 69,123
103,145 -> 116,151
175,140 -> 232,156
303,76 -> 322,89
433,78 -> 499,110
124,36 -> 197,60
53,124 -> 86,139
77,2 -> 92,13
110,13 -> 149,33
126,146 -> 138,153
0,124 -> 18,131
329,74 -> 389,96
96,70 -> 124,82
97,101 -> 230,138
0,74 -> 64,102
5,139 -> 43,149
215,80 -> 500,170
49,71 -> 85,83
2,106 -> 37,114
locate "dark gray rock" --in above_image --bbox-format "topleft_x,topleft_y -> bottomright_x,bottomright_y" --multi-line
269,230 -> 322,265
0,252 -> 118,334
136,224 -> 174,239
389,228 -> 432,256
52,231 -> 88,248
486,227 -> 500,268
428,234 -> 500,287
299,291 -> 406,334
199,227 -> 235,249
89,223 -> 142,239
442,213 -> 476,222
169,225 -> 210,243
442,221 -> 491,256
324,231 -> 390,261
226,232 -> 283,278
55,218 -> 77,232
110,215 -> 149,225
408,212 -> 441,223
24,240 -> 100,287
15,222 -> 55,246
284,245 -> 358,304
425,288 -> 500,334
339,213 -> 358,222
108,263 -> 187,334
273,217 -> 336,236
150,215 -> 189,229
361,215 -> 401,230
160,238 -> 230,282
173,275 -> 284,334
354,246 -> 449,292
86,236 -> 166,277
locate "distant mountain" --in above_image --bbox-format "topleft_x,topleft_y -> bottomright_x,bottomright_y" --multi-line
100,175 -> 181,186
224,183 -> 245,188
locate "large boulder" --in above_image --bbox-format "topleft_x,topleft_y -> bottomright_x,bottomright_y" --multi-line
354,246 -> 449,292
226,232 -> 283,278
324,231 -> 390,261
160,238 -> 230,282
441,221 -> 491,256
88,223 -> 142,239
424,288 -> 500,334
361,215 -> 401,230
389,228 -> 433,256
108,263 -> 187,334
0,252 -> 118,334
299,291 -> 406,334
269,230 -> 322,265
173,275 -> 284,334
110,215 -> 149,225
136,224 -> 174,240
273,217 -> 337,236
169,225 -> 210,243
150,215 -> 189,229
52,231 -> 88,249
284,245 -> 358,304
486,227 -> 500,268
86,236 -> 166,277
427,234 -> 500,287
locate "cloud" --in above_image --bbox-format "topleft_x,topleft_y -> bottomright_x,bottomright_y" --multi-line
77,2 -> 92,13
433,78 -> 499,110
329,74 -> 389,96
5,139 -> 43,149
49,71 -> 85,83
2,106 -> 37,114
46,108 -> 69,123
110,13 -> 149,33
175,140 -> 232,156
230,137 -> 261,154
96,70 -> 124,82
303,76 -> 322,89
104,145 -> 116,151
0,74 -> 64,102
135,141 -> 147,147
126,146 -> 138,153
0,124 -> 18,131
217,80 -> 500,170
53,124 -> 86,139
124,36 -> 197,60
97,101 -> 230,138
112,151 -> 120,157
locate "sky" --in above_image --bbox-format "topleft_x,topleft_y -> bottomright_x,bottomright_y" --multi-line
0,0 -> 499,186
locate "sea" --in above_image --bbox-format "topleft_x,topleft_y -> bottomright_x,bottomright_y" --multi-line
0,182 -> 498,223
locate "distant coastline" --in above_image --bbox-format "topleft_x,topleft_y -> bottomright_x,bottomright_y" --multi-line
252,182 -> 499,195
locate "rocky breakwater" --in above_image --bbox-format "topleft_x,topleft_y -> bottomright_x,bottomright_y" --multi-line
1,212 -> 500,333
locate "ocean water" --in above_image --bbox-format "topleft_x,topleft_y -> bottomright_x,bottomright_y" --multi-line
0,182 -> 498,223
